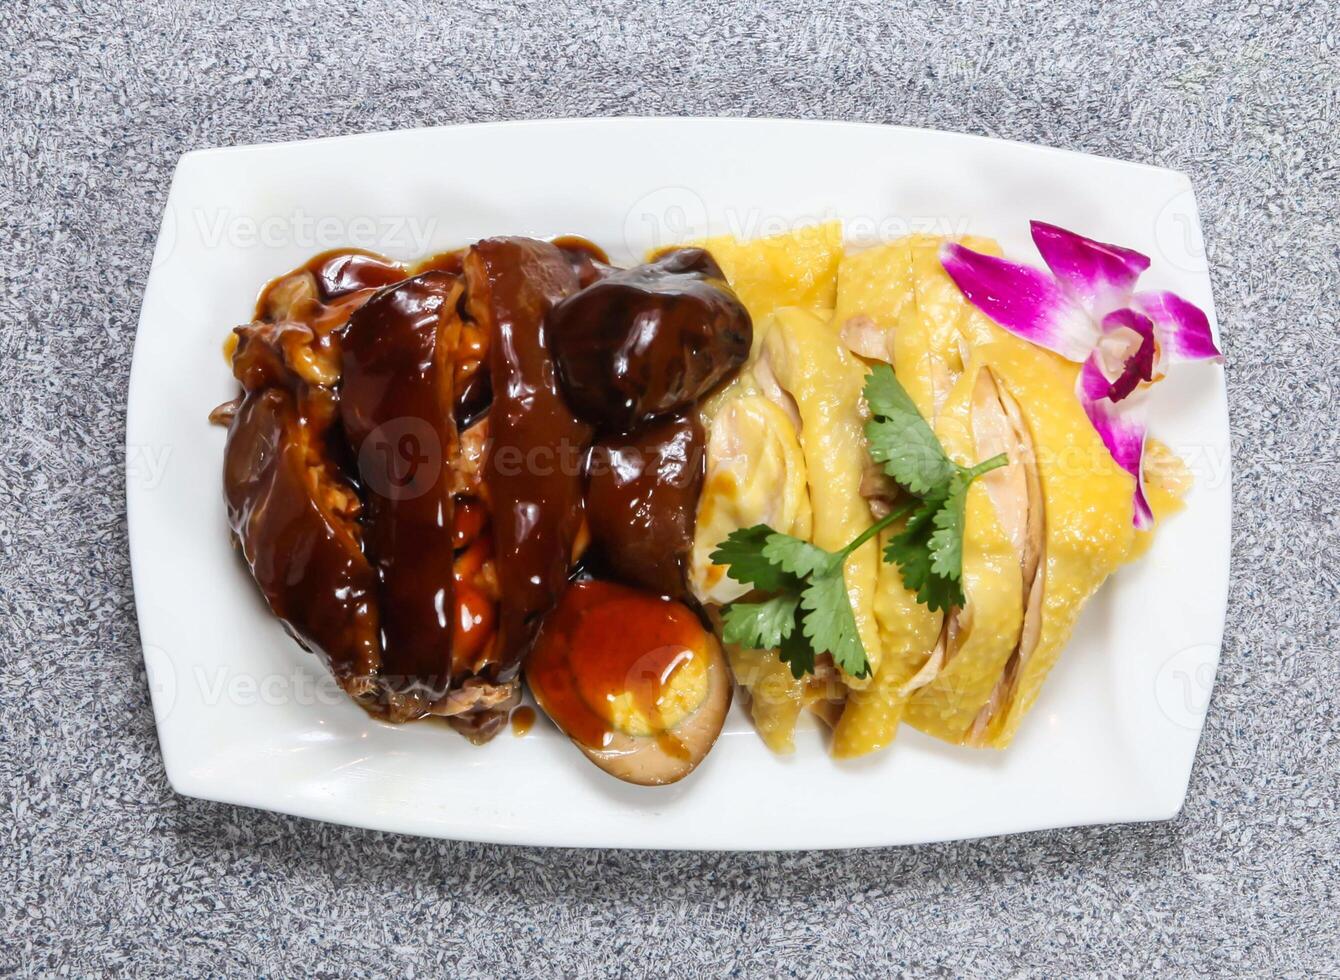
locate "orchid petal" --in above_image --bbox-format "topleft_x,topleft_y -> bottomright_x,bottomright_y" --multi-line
1030,221 -> 1150,318
1076,370 -> 1153,530
1077,352 -> 1113,404
940,242 -> 1098,361
1098,308 -> 1157,402
1132,290 -> 1223,362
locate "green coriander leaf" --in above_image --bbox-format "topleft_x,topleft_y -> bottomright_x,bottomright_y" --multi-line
761,532 -> 839,579
884,489 -> 960,613
928,474 -> 970,581
720,594 -> 801,650
861,361 -> 918,419
777,609 -> 815,678
709,524 -> 802,593
863,364 -> 957,495
799,570 -> 871,679
883,451 -> 1010,613
707,365 -> 1003,679
715,512 -> 904,679
925,452 -> 1009,600
920,574 -> 961,614
883,491 -> 945,592
926,454 -> 1009,582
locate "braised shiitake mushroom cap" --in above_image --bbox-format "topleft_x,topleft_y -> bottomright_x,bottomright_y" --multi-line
526,580 -> 732,786
547,247 -> 751,431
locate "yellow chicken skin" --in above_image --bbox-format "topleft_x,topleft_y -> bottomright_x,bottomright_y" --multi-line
681,217 -> 848,748
691,366 -> 814,752
724,645 -> 808,754
902,361 -> 1026,741
835,235 -> 1189,749
890,235 -> 1007,422
960,339 -> 1138,747
829,240 -> 912,364
830,560 -> 943,757
830,241 -> 936,756
684,221 -> 843,321
830,237 -> 1004,756
754,307 -> 883,690
691,392 -> 813,606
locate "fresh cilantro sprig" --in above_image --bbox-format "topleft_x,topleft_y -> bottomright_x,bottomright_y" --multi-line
709,364 -> 1008,678
711,508 -> 909,680
864,363 -> 1007,613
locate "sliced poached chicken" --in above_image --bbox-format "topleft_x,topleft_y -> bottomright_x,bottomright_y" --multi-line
967,369 -> 1045,743
896,367 -> 1045,728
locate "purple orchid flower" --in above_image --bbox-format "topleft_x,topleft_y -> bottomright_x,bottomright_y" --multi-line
940,221 -> 1222,529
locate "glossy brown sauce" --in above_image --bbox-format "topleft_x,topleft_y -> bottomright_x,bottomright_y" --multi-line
340,272 -> 460,701
526,580 -> 708,749
656,729 -> 691,763
509,705 -> 537,737
223,252 -> 406,694
225,249 -> 492,720
253,249 -> 408,377
464,238 -> 593,679
409,250 -> 466,277
312,250 -> 408,298
551,235 -> 613,288
224,386 -> 381,685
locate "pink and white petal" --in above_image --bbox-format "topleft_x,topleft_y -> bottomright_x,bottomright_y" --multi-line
1077,375 -> 1153,529
1098,308 -> 1158,401
1030,220 -> 1150,318
1132,290 -> 1223,362
940,242 -> 1098,361
1077,350 -> 1116,403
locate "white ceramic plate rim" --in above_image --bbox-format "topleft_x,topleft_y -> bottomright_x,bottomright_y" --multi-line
128,117 -> 1230,850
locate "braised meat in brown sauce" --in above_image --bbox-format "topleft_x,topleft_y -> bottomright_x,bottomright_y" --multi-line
216,239 -> 751,773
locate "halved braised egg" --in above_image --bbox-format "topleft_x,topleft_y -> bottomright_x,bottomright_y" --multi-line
526,580 -> 731,785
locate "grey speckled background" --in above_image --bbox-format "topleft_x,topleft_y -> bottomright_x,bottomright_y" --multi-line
2,0 -> 1338,975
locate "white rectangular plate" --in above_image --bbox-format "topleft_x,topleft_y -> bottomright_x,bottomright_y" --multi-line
129,118 -> 1230,849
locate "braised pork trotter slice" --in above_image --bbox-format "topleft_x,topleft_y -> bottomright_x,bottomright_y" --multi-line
463,238 -> 592,676
341,271 -> 463,713
224,387 -> 381,697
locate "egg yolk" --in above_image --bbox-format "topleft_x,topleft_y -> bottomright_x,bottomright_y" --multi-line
527,580 -> 711,747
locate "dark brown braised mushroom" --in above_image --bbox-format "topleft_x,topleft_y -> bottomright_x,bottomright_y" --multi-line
547,248 -> 752,431
584,412 -> 704,598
